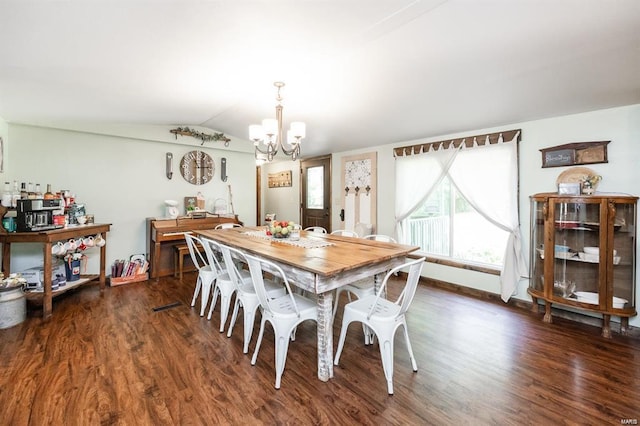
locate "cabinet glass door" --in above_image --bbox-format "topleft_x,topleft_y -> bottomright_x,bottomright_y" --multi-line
553,200 -> 601,304
530,200 -> 545,293
611,201 -> 636,310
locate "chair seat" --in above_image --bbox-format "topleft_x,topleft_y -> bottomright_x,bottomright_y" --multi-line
346,296 -> 401,321
268,293 -> 317,317
237,277 -> 282,296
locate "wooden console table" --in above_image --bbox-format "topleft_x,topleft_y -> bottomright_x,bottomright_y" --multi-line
0,223 -> 111,320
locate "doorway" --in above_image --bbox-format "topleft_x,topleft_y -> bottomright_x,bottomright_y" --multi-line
300,155 -> 331,231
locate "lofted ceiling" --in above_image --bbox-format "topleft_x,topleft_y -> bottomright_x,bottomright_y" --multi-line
1,0 -> 639,158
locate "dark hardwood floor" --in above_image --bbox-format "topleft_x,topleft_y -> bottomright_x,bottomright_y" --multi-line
1,273 -> 638,425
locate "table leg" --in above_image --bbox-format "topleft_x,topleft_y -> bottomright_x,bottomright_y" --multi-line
43,242 -> 53,320
2,241 -> 11,275
316,291 -> 334,381
99,236 -> 107,291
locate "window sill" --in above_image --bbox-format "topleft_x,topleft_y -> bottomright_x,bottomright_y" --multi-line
410,253 -> 501,276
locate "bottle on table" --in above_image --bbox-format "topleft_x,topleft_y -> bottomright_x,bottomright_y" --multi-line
35,184 -> 43,199
27,182 -> 36,199
20,182 -> 27,199
44,184 -> 54,200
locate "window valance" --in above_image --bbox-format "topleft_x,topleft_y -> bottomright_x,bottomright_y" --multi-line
393,129 -> 521,157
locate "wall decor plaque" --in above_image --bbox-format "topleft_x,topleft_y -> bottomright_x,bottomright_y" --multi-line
540,141 -> 610,168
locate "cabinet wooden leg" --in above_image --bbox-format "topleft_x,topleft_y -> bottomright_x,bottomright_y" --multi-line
530,296 -> 539,313
620,317 -> 629,335
601,315 -> 611,339
543,301 -> 552,323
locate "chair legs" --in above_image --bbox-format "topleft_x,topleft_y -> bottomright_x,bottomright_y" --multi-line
334,314 -> 417,395
208,289 -> 233,332
227,298 -> 259,354
251,315 -> 302,389
190,274 -> 215,317
190,278 -> 201,308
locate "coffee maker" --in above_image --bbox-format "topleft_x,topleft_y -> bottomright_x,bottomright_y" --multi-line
16,199 -> 65,232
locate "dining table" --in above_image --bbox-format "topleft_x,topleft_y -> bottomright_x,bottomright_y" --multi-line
197,226 -> 419,382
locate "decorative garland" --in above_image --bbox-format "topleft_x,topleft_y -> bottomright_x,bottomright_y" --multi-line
170,126 -> 231,146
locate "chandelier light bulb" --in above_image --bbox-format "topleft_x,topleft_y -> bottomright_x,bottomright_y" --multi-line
249,124 -> 264,142
290,122 -> 306,139
262,118 -> 278,137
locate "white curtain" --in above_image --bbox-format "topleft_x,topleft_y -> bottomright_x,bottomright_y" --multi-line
448,134 -> 527,301
394,133 -> 527,302
394,143 -> 461,243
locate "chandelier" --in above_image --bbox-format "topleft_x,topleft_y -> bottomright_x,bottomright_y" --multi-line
249,82 -> 306,162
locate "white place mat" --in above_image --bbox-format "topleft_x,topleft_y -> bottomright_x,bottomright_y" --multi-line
243,231 -> 333,249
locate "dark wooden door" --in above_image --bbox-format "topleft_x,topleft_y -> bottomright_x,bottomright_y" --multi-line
300,155 -> 331,231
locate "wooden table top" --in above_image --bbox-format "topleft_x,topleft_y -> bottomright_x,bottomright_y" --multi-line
197,227 -> 419,278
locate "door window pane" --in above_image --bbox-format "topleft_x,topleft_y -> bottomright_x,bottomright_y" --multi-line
307,166 -> 324,209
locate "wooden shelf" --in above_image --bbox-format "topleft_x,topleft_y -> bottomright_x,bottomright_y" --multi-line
24,274 -> 99,303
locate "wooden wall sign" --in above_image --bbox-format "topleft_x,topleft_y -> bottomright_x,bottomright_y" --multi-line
540,141 -> 610,168
268,170 -> 292,188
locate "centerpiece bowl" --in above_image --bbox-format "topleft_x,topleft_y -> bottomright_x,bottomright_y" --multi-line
267,221 -> 296,239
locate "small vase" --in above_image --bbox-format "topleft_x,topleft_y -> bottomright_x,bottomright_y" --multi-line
583,187 -> 595,195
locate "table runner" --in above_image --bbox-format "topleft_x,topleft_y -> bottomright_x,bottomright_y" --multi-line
242,230 -> 333,249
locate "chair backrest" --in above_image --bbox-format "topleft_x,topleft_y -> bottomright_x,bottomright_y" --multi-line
244,253 -> 300,317
214,223 -> 242,230
184,234 -> 208,271
368,257 -> 425,320
200,237 -> 226,275
304,226 -> 327,234
354,223 -> 373,238
330,229 -> 359,237
363,234 -> 397,243
218,243 -> 248,289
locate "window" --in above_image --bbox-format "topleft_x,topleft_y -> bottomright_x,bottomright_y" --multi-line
394,129 -> 527,301
306,166 -> 324,209
408,176 -> 509,267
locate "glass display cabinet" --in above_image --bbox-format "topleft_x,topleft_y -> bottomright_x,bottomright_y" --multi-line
529,193 -> 637,338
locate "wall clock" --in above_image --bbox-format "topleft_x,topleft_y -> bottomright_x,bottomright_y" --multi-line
180,150 -> 215,185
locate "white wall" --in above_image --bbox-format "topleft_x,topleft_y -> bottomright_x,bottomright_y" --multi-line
324,104 -> 640,327
4,123 -> 257,273
261,160 -> 301,225
0,116 -> 7,172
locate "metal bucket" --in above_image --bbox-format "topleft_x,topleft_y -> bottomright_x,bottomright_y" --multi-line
0,285 -> 27,329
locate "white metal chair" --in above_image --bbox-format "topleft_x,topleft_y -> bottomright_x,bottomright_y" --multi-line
363,234 -> 397,243
201,237 -> 243,332
334,257 -> 425,395
214,223 -> 243,230
332,234 -> 398,342
304,226 -> 327,234
330,229 -> 359,237
244,253 -> 318,389
185,234 -> 217,317
220,244 -> 287,353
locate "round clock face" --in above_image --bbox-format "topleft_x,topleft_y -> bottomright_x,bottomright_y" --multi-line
180,150 -> 215,185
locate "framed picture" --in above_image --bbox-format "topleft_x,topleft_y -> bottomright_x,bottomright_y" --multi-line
268,170 -> 292,188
